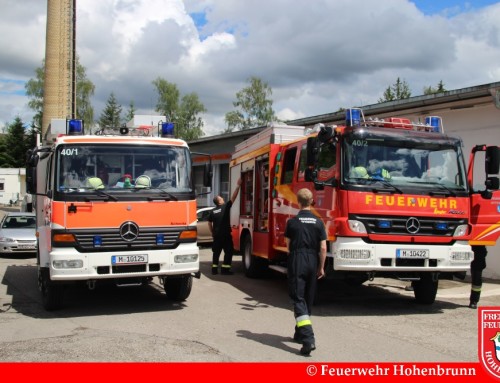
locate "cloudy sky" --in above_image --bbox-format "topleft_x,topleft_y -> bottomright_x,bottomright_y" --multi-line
0,0 -> 499,136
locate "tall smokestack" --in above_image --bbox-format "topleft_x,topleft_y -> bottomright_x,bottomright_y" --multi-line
42,0 -> 74,137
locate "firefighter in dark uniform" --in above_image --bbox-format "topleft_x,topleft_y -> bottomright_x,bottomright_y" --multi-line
208,178 -> 242,275
285,188 -> 327,356
469,245 -> 488,309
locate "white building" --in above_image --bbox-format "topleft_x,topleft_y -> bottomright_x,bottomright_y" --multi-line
0,168 -> 26,205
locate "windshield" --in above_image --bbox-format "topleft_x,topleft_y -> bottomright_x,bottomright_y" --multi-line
343,130 -> 467,192
56,144 -> 192,194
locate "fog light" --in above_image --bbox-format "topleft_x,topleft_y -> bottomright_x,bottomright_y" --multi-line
53,259 -> 83,269
174,254 -> 198,263
451,252 -> 471,262
339,249 -> 371,260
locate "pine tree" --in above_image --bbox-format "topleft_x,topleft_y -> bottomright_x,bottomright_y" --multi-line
98,93 -> 123,127
1,117 -> 29,168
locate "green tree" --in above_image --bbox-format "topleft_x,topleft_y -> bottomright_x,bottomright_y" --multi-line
225,76 -> 279,132
424,80 -> 446,95
152,77 -> 206,140
25,56 -> 95,129
98,93 -> 123,127
0,117 -> 30,168
124,101 -> 136,123
378,77 -> 412,103
176,93 -> 206,141
76,61 -> 95,125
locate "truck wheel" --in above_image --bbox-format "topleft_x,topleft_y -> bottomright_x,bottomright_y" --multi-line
412,273 -> 439,304
242,235 -> 267,278
164,275 -> 192,301
38,268 -> 65,311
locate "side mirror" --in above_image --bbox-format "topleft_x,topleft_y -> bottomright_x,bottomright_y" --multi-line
317,125 -> 334,143
486,146 -> 500,175
203,163 -> 213,187
485,176 -> 500,190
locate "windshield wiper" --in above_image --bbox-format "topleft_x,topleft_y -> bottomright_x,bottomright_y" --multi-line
84,189 -> 118,201
145,188 -> 178,201
426,182 -> 457,197
359,178 -> 403,194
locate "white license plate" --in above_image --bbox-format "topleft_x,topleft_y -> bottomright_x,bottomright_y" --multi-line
18,245 -> 36,249
396,249 -> 429,259
111,254 -> 148,264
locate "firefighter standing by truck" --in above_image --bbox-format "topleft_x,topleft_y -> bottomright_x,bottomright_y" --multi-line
285,188 -> 327,356
209,178 -> 242,275
469,245 -> 488,309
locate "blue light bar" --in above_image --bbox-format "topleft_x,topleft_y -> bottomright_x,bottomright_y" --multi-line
425,116 -> 443,133
161,122 -> 175,138
435,222 -> 448,231
156,234 -> 165,245
377,220 -> 391,229
93,235 -> 103,247
67,119 -> 84,135
346,108 -> 362,127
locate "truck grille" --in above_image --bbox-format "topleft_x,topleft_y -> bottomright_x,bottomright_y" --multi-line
71,227 -> 184,252
351,214 -> 466,237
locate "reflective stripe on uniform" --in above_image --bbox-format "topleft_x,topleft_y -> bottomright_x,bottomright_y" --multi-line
296,315 -> 312,328
471,284 -> 482,292
221,264 -> 231,269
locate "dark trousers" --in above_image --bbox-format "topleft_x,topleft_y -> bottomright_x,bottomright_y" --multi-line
212,234 -> 234,267
288,249 -> 318,345
470,245 -> 487,304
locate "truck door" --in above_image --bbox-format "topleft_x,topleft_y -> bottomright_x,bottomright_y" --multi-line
469,145 -> 500,245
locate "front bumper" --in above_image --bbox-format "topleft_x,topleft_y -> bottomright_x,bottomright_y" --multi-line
331,237 -> 472,272
43,242 -> 199,281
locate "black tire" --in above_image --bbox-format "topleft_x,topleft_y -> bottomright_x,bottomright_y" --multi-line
413,273 -> 439,304
38,268 -> 65,311
164,275 -> 193,301
242,235 -> 267,278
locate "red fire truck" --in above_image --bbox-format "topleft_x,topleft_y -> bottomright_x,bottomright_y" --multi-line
229,109 -> 500,304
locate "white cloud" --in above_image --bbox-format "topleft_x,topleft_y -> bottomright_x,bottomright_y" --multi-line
0,0 -> 499,135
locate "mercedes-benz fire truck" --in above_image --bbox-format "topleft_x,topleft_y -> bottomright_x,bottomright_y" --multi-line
26,120 -> 212,310
229,109 -> 500,304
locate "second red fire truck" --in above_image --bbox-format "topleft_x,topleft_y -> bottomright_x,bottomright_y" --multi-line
229,109 -> 500,304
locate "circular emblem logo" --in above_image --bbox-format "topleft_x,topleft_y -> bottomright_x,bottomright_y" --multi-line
120,221 -> 139,242
406,217 -> 420,234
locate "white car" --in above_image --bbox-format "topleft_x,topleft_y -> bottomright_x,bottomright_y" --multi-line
196,207 -> 214,245
0,212 -> 37,256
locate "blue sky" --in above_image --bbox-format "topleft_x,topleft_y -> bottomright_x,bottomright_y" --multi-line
1,0 -> 500,134
412,0 -> 499,15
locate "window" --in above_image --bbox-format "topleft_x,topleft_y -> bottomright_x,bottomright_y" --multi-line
281,147 -> 297,184
297,145 -> 307,181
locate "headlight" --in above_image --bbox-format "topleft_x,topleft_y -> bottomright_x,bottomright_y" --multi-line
453,225 -> 468,237
348,220 -> 367,234
0,237 -> 15,242
174,254 -> 198,263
